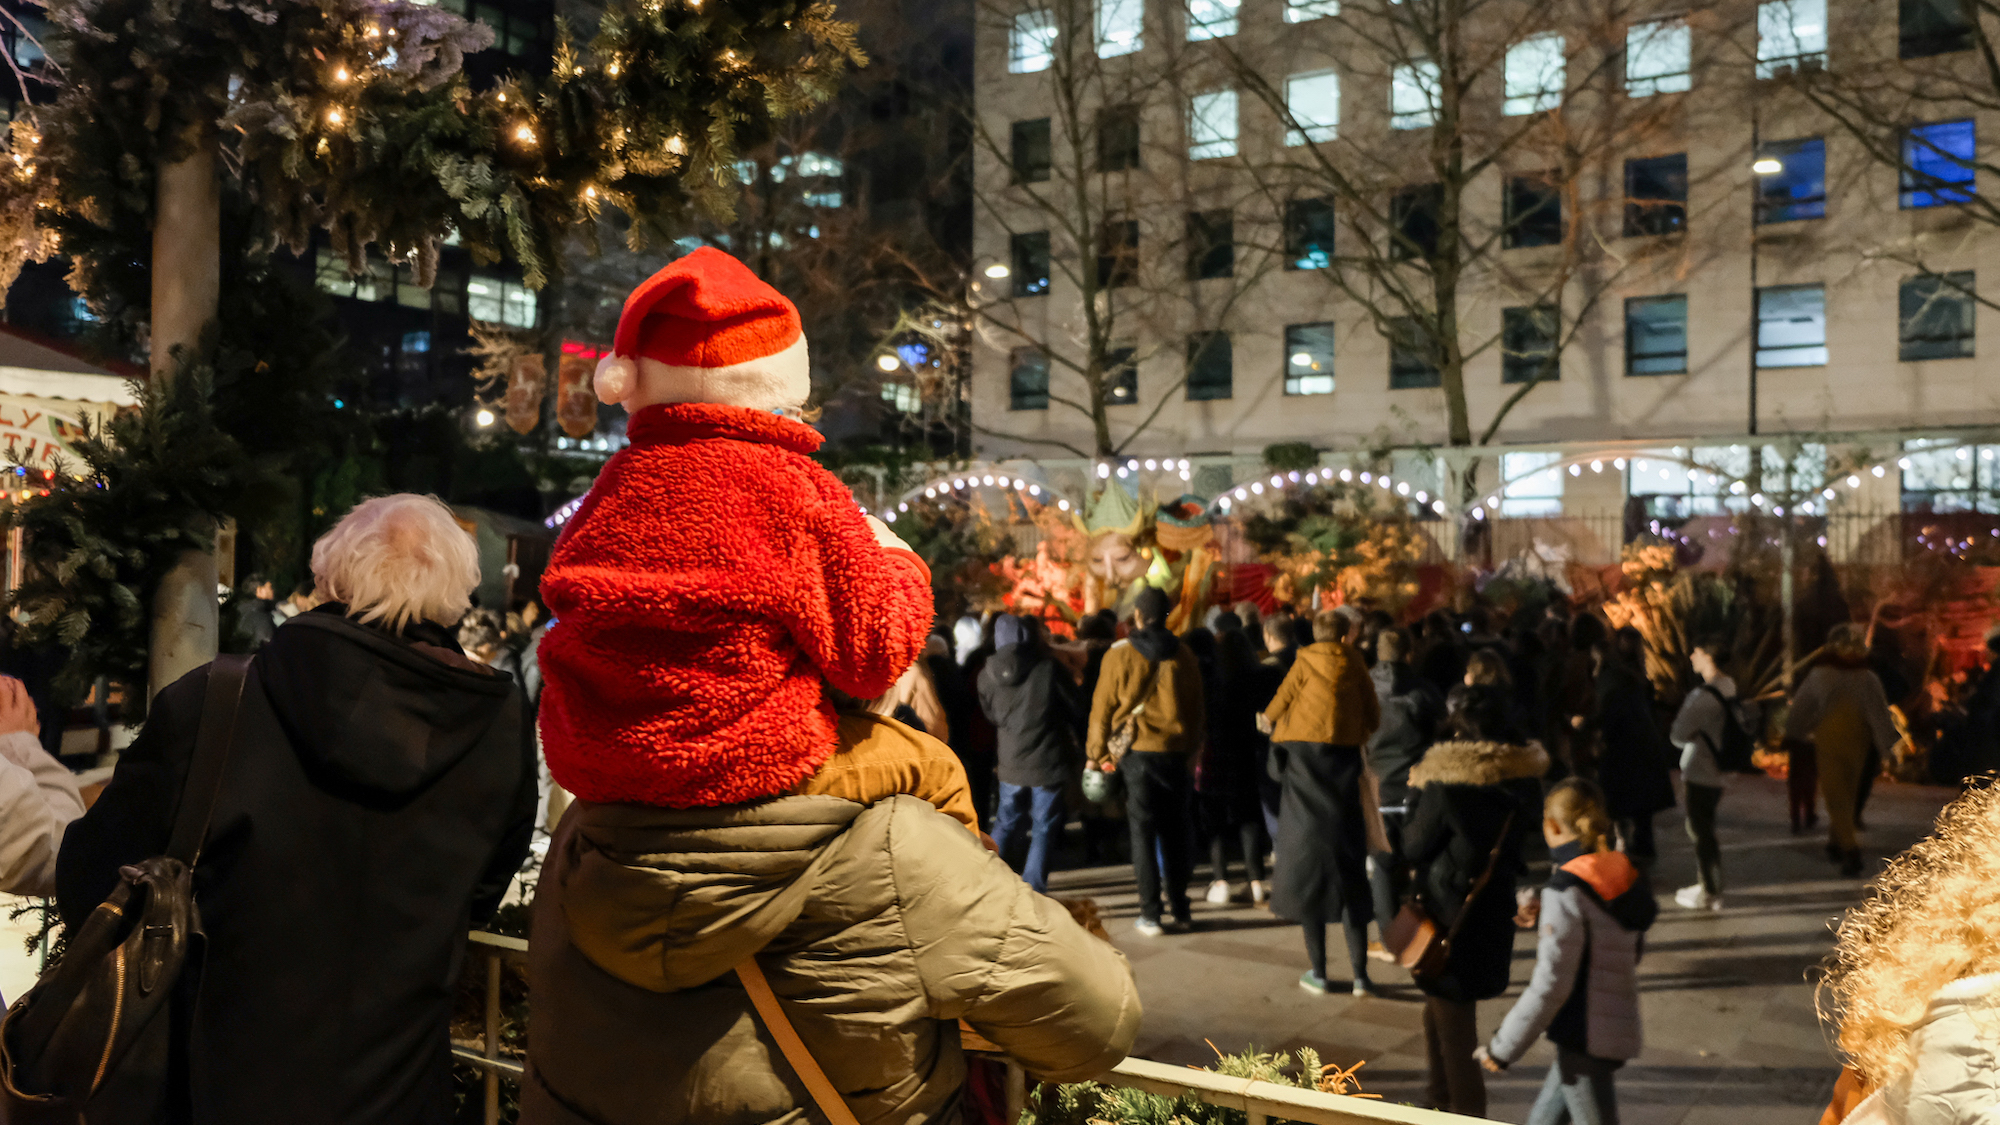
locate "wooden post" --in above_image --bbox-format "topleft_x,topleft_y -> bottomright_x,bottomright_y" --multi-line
484,951 -> 502,1125
145,135 -> 223,701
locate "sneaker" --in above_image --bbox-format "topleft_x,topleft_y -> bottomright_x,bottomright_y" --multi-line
1674,884 -> 1722,912
1167,912 -> 1194,933
1249,880 -> 1268,905
1205,880 -> 1233,905
1840,850 -> 1864,879
1134,918 -> 1165,938
1352,979 -> 1381,998
1298,971 -> 1330,995
1367,940 -> 1398,964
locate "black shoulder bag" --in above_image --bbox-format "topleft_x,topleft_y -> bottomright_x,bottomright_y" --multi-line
0,654 -> 252,1124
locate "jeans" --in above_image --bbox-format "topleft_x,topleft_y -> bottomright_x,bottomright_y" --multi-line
1121,751 -> 1194,923
995,782 -> 1066,893
1422,996 -> 1484,1117
1684,782 -> 1724,895
1525,1047 -> 1621,1125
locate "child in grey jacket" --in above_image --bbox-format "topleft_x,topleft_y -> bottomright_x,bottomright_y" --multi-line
1476,779 -> 1657,1125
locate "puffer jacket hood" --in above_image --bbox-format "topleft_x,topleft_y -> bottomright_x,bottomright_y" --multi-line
1264,642 -> 1380,746
259,608 -> 514,796
986,643 -> 1040,687
1407,739 -> 1549,788
1549,850 -> 1658,933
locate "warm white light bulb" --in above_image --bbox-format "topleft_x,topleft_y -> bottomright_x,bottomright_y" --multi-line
876,354 -> 899,372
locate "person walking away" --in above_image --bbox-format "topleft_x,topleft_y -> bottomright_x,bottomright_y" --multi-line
1553,615 -> 1608,778
1202,623 -> 1280,905
1366,626 -> 1445,957
1668,639 -> 1740,911
1589,630 -> 1676,865
1073,614 -> 1123,864
1447,650 -> 1530,746
1816,782 -> 2000,1125
1261,611 -> 1383,996
1404,706 -> 1546,1117
1476,779 -> 1656,1125
1785,624 -> 1900,878
958,616 -> 1003,827
979,615 -> 1086,893
1087,586 -> 1204,936
56,495 -> 538,1124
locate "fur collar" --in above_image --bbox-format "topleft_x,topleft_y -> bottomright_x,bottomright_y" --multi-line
1406,739 -> 1549,788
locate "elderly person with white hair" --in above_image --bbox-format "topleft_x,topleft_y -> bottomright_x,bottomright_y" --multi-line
56,494 -> 536,1125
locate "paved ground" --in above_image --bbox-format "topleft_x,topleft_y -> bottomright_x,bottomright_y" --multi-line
1047,773 -> 1957,1124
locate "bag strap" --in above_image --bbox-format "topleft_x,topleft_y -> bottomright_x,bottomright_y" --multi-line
165,654 -> 253,867
1122,657 -> 1166,724
1442,810 -> 1515,945
736,957 -> 862,1125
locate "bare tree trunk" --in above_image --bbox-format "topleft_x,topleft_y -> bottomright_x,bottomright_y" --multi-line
147,136 -> 222,701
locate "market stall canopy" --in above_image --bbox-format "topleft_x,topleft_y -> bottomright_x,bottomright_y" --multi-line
0,325 -> 141,470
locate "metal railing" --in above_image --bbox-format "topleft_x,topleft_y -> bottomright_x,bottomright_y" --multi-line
457,933 -> 1482,1125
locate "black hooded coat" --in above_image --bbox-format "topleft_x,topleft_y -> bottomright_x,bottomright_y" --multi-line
55,606 -> 537,1125
978,641 -> 1086,788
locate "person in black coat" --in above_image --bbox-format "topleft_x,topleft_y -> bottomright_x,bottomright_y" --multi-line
1403,713 -> 1547,1119
55,495 -> 537,1125
1590,628 -> 1676,863
1199,623 -> 1278,905
1366,627 -> 1445,938
977,614 -> 1086,893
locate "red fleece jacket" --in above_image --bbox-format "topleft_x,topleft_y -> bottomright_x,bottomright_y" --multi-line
537,403 -> 934,808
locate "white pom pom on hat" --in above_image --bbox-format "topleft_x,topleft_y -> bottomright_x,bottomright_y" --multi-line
597,246 -> 810,413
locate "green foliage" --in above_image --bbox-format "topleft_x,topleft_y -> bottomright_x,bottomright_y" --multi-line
1262,442 -> 1319,474
1025,1047 -> 1363,1125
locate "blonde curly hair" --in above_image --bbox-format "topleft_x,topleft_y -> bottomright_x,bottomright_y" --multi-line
1819,781 -> 2000,1085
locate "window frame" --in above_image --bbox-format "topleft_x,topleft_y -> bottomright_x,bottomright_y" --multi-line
1104,345 -> 1139,404
1285,197 -> 1335,270
1501,305 -> 1561,384
1011,117 -> 1053,184
1009,9 -> 1058,73
1186,209 -> 1235,280
1009,231 -> 1052,297
1097,218 -> 1140,289
1009,347 -> 1051,410
1284,322 -> 1337,395
1503,174 -> 1563,249
1285,69 -> 1341,146
1754,137 -> 1827,223
1187,89 -> 1239,160
1388,317 -> 1442,388
1899,271 -> 1976,361
1285,0 -> 1340,20
1625,18 -> 1692,96
1390,59 -> 1441,130
1757,0 -> 1827,78
1623,153 -> 1688,236
1095,0 -> 1144,57
1097,104 -> 1143,171
1901,0 -> 1973,57
1625,294 -> 1689,375
1186,0 -> 1240,40
1185,331 -> 1234,400
1754,283 -> 1829,368
1503,33 -> 1566,116
1900,119 -> 1977,209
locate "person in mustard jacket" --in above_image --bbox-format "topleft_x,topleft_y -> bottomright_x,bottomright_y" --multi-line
1261,610 -> 1383,996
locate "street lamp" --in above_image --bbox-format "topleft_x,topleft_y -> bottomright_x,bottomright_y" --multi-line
1752,157 -> 1783,175
982,262 -> 1010,279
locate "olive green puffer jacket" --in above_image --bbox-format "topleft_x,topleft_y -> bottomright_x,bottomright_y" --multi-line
521,794 -> 1142,1125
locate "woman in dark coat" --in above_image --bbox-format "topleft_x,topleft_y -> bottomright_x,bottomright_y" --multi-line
1201,623 -> 1279,904
1590,630 -> 1677,862
1402,706 -> 1546,1118
55,495 -> 537,1125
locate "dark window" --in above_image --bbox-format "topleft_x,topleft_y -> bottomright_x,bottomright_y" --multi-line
1011,118 -> 1052,183
1625,295 -> 1688,374
1098,104 -> 1142,171
1009,347 -> 1049,409
1901,0 -> 1973,57
1285,197 -> 1334,269
1391,184 -> 1442,261
1902,120 -> 1977,208
1010,231 -> 1051,296
1623,154 -> 1688,236
1284,322 -> 1336,395
1502,305 -> 1560,383
1755,137 -> 1826,223
1504,175 -> 1562,249
1186,332 -> 1233,400
1104,346 -> 1139,404
1097,219 -> 1139,288
1388,317 -> 1440,388
1900,272 -> 1976,360
1186,210 -> 1234,280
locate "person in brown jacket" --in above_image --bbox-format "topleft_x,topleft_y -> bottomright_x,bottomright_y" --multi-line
1261,610 -> 1384,996
1087,586 -> 1205,936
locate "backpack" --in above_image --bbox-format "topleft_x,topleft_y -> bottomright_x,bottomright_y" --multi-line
1697,684 -> 1759,774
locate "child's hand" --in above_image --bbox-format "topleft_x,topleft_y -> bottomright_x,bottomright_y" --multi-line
863,514 -> 914,554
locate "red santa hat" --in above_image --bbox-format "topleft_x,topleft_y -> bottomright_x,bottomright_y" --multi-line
592,246 -> 810,412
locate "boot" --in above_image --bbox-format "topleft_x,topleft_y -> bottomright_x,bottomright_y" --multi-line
1839,849 -> 1864,879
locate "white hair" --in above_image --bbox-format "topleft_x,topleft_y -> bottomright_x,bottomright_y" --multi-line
310,494 -> 481,632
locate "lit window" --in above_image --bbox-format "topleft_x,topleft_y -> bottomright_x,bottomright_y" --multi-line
1188,89 -> 1239,159
314,249 -> 391,302
802,191 -> 842,208
394,265 -> 433,309
1504,34 -> 1565,116
1096,0 -> 1143,56
1629,445 -> 1755,518
1626,295 -> 1688,375
1285,198 -> 1334,270
1902,0 -> 1972,57
1187,0 -> 1240,40
1105,346 -> 1138,404
1009,348 -> 1049,410
1625,19 -> 1691,96
1010,231 -> 1052,296
1499,451 -> 1564,516
1754,284 -> 1827,368
1391,60 -> 1440,129
1389,317 -> 1440,388
1286,0 -> 1339,19
1901,119 -> 1976,209
795,152 -> 844,177
1285,322 -> 1335,395
880,382 -> 921,413
1901,440 -> 1999,512
1501,305 -> 1560,384
1286,70 -> 1340,146
1010,9 -> 1057,73
733,159 -> 757,185
469,274 -> 539,328
1186,332 -> 1232,400
1757,0 -> 1826,78
1900,272 -> 1975,360
1754,137 -> 1826,223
